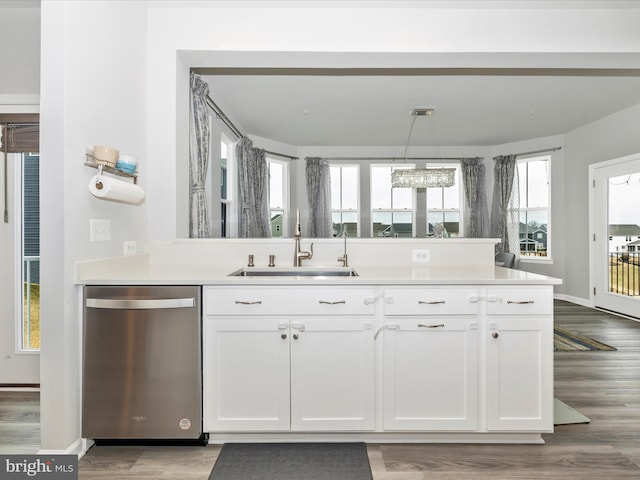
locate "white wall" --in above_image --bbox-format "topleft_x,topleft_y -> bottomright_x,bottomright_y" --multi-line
0,5 -> 40,384
39,0 -> 148,452
0,6 -> 40,95
39,1 -> 640,452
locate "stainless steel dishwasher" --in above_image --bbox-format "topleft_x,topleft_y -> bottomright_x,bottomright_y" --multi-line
82,285 -> 205,443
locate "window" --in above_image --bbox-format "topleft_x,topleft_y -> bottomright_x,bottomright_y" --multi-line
371,165 -> 414,237
268,158 -> 289,238
517,155 -> 550,258
16,153 -> 40,351
330,165 -> 359,236
426,164 -> 462,237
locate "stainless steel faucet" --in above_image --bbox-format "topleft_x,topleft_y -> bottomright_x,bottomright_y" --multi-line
293,209 -> 313,267
337,230 -> 349,267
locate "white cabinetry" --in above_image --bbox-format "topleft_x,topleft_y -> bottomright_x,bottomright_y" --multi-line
202,282 -> 555,440
204,317 -> 290,431
382,287 -> 479,430
203,286 -> 376,432
485,287 -> 554,432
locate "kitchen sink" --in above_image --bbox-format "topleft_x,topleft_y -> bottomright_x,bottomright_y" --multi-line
228,267 -> 359,277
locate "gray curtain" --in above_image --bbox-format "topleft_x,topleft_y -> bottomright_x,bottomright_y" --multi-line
491,154 -> 519,254
305,157 -> 333,237
237,137 -> 271,238
461,157 -> 489,238
188,73 -> 211,238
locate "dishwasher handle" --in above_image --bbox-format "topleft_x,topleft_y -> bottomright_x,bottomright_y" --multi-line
85,298 -> 195,310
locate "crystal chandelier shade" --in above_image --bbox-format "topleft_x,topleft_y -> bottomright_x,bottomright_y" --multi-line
391,167 -> 456,188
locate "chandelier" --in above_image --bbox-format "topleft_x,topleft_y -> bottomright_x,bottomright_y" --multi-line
391,167 -> 456,188
391,108 -> 456,189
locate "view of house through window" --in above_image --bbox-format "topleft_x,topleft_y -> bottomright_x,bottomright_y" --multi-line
517,155 -> 550,257
268,158 -> 288,237
426,164 -> 462,237
330,165 -> 359,236
19,152 -> 40,350
371,165 -> 414,237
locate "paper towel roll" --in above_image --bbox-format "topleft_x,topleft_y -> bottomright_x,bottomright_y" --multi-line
89,175 -> 145,205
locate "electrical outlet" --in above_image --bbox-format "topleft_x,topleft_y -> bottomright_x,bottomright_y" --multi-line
123,240 -> 137,256
412,249 -> 431,263
89,219 -> 111,242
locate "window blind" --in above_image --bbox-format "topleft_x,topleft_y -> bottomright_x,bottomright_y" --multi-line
1,114 -> 39,223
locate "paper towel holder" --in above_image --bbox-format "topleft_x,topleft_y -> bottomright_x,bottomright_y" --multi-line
95,165 -> 105,190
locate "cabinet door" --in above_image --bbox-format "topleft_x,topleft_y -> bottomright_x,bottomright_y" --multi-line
290,317 -> 375,431
383,318 -> 478,431
204,317 -> 290,431
485,316 -> 553,431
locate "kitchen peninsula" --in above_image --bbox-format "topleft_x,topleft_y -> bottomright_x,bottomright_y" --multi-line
76,238 -> 561,445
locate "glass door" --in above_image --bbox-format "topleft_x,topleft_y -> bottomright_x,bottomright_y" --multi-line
593,154 -> 640,318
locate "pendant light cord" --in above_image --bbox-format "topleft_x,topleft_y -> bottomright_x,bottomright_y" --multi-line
402,115 -> 418,161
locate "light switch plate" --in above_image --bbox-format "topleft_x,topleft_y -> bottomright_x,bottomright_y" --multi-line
89,219 -> 111,242
412,249 -> 431,263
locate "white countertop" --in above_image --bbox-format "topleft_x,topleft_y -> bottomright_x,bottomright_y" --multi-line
75,257 -> 562,286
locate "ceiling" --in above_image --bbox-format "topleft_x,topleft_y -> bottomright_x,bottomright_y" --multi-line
203,71 -> 640,147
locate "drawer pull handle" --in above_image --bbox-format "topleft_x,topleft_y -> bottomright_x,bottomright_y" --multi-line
234,300 -> 263,305
418,323 -> 445,329
507,300 -> 535,304
492,332 -> 499,339
319,300 -> 346,305
418,300 -> 445,305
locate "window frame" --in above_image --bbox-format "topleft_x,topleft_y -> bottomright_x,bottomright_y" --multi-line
370,163 -> 416,238
267,156 -> 290,238
329,163 -> 360,237
424,162 -> 464,238
13,152 -> 40,354
516,155 -> 552,262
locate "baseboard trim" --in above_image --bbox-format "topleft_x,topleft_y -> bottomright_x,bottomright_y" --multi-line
594,306 -> 640,323
554,293 -> 592,308
38,438 -> 87,458
554,294 -> 640,323
0,383 -> 40,389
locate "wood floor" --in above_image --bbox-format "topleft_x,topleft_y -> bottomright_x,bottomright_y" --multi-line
2,300 -> 639,479
0,390 -> 40,454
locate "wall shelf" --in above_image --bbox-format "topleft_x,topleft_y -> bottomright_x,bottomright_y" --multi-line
85,155 -> 138,184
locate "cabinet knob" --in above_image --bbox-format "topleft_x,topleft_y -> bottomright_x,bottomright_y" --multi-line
293,333 -> 299,340
281,334 -> 287,340
492,332 -> 499,339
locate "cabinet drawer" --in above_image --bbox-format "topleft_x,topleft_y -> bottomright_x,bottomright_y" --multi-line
384,288 -> 479,316
486,287 -> 553,315
204,286 -> 377,316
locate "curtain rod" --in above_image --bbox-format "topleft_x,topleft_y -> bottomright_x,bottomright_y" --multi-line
265,150 -> 299,160
319,156 -> 484,161
206,96 -> 243,138
205,95 -> 298,160
512,146 -> 562,158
